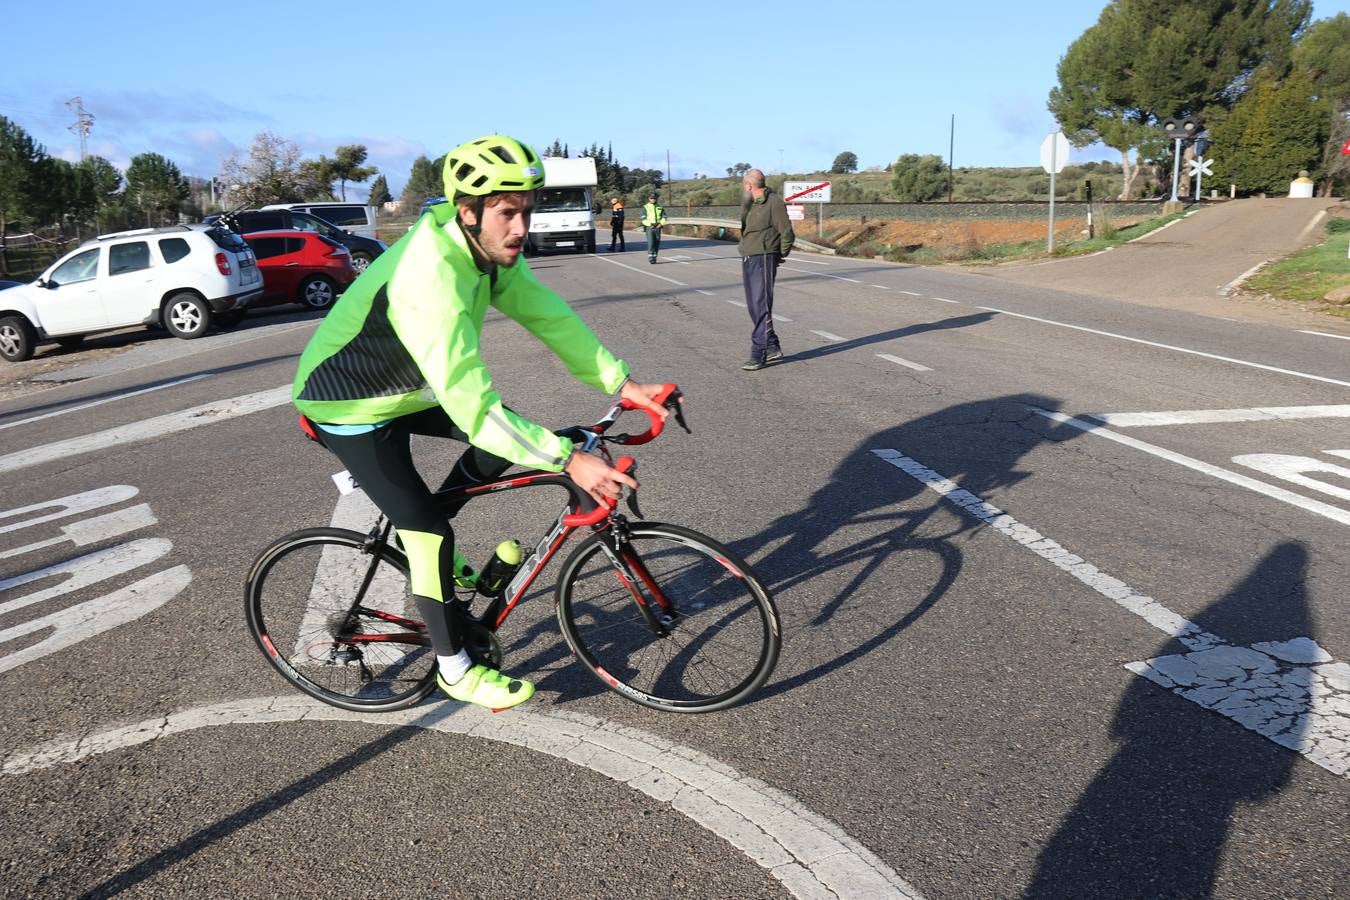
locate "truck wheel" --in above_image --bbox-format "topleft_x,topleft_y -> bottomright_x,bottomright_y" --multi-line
585,235 -> 596,253
0,315 -> 36,362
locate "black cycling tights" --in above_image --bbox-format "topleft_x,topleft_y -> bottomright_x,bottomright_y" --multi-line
319,407 -> 513,656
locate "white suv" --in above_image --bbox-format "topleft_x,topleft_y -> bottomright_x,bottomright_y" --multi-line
0,224 -> 263,362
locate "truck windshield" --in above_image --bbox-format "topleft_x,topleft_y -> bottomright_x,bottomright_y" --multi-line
535,188 -> 590,213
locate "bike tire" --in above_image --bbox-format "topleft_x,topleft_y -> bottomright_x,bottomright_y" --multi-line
555,522 -> 781,713
244,527 -> 437,712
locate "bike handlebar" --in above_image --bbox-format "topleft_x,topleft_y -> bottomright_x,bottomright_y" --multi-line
561,456 -> 637,526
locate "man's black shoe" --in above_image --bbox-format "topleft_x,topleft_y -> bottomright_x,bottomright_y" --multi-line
741,358 -> 767,371
765,347 -> 783,362
649,257 -> 656,264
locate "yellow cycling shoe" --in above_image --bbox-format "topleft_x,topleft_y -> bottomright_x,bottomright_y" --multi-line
437,665 -> 534,711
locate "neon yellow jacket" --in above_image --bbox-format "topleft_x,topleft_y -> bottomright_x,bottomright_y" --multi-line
293,203 -> 629,471
640,201 -> 666,228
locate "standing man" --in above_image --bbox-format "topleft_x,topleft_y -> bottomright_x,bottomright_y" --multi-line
738,168 -> 794,371
609,197 -> 625,252
641,192 -> 666,264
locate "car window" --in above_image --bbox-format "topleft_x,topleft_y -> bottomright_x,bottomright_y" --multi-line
246,237 -> 289,260
159,237 -> 192,263
286,237 -> 306,254
241,212 -> 285,231
50,248 -> 101,286
291,213 -> 340,238
109,241 -> 151,276
308,206 -> 366,227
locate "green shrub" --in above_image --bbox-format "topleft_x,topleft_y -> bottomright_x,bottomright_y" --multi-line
1325,218 -> 1350,234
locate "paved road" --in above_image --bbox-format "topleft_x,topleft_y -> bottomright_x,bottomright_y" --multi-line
1,238 -> 1346,898
958,196 -> 1350,331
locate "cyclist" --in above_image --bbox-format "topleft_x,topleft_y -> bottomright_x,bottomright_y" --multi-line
292,135 -> 670,711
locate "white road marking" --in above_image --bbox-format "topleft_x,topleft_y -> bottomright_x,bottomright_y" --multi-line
0,375 -> 209,432
0,385 -> 293,475
1300,330 -> 1350,341
975,306 -> 1350,389
811,330 -> 845,342
727,299 -> 747,308
1033,409 -> 1350,528
0,696 -> 925,900
1088,405 -> 1350,428
898,290 -> 922,296
788,257 -> 831,266
1232,454 -> 1350,503
869,284 -> 889,289
876,354 -> 932,372
930,297 -> 960,304
591,253 -> 688,286
1220,260 -> 1273,296
696,290 -> 716,296
781,265 -> 862,284
870,449 -> 1349,778
774,314 -> 794,323
1297,208 -> 1329,242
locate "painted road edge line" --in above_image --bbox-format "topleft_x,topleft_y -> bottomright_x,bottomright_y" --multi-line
975,306 -> 1350,389
0,386 -> 293,476
1299,330 -> 1350,341
869,448 -> 1349,778
0,374 -> 209,431
1087,404 -> 1350,428
0,696 -> 926,900
1033,409 -> 1350,528
876,354 -> 932,372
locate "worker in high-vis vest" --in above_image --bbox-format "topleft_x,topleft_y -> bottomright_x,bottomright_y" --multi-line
641,192 -> 666,264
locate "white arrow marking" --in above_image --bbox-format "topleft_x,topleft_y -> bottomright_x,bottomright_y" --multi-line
871,448 -> 1349,778
0,696 -> 925,899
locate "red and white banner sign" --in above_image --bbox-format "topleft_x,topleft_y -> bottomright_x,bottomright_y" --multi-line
786,204 -> 805,221
783,181 -> 831,203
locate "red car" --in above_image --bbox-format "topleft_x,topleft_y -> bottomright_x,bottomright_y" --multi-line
242,230 -> 357,311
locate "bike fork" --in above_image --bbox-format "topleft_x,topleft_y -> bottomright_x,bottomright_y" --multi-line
600,528 -> 676,636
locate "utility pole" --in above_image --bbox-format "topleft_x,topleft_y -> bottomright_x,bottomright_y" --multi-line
66,96 -> 94,161
948,114 -> 955,202
666,149 -> 672,206
778,148 -> 784,174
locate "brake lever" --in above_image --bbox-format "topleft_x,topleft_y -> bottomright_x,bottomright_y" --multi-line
668,391 -> 691,434
626,487 -> 643,518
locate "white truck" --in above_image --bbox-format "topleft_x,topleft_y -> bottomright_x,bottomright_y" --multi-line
529,157 -> 597,254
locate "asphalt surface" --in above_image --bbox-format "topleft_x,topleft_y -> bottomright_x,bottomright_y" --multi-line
1,233 -> 1346,899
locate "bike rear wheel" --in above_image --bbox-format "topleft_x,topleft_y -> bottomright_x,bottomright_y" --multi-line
244,527 -> 437,712
555,522 -> 780,712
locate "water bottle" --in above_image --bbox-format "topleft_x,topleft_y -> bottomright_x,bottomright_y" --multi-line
476,539 -> 523,598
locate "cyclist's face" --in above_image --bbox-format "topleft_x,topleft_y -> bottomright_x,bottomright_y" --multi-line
462,193 -> 533,266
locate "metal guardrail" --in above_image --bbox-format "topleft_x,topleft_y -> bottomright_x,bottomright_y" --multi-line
663,217 -> 836,255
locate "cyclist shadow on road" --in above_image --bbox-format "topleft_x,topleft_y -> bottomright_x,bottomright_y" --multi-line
1026,541 -> 1314,898
726,392 -> 1082,702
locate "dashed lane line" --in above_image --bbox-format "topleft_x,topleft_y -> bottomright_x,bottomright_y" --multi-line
898,290 -> 922,296
0,696 -> 925,900
811,330 -> 845,342
876,354 -> 932,372
781,265 -> 862,284
930,297 -> 961,304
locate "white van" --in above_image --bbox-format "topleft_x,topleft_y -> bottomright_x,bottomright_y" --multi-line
529,157 -> 597,254
261,202 -> 379,240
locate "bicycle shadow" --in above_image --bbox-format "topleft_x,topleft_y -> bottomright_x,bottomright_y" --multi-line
727,393 -> 1081,703
506,393 -> 1083,707
1025,541 -> 1312,898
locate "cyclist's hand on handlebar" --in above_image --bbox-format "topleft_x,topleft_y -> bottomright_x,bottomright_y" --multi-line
620,380 -> 676,421
566,450 -> 638,506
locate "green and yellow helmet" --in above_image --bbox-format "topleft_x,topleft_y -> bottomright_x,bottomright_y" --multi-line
443,135 -> 544,201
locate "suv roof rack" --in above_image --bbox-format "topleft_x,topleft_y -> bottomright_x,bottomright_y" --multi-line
97,225 -> 192,241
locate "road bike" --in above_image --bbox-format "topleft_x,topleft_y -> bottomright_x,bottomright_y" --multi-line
244,385 -> 781,714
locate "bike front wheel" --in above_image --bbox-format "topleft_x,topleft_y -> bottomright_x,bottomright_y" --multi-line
555,522 -> 781,713
244,527 -> 437,712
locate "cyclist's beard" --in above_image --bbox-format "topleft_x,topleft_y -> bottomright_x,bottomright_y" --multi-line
467,228 -> 524,268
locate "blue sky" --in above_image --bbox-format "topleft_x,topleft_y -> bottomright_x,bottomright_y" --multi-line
3,0 -> 1347,196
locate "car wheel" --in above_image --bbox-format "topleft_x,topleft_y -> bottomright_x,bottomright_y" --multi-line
0,315 -> 36,362
163,293 -> 212,339
350,252 -> 373,273
585,235 -> 596,253
216,310 -> 246,328
56,335 -> 85,350
299,276 -> 337,310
